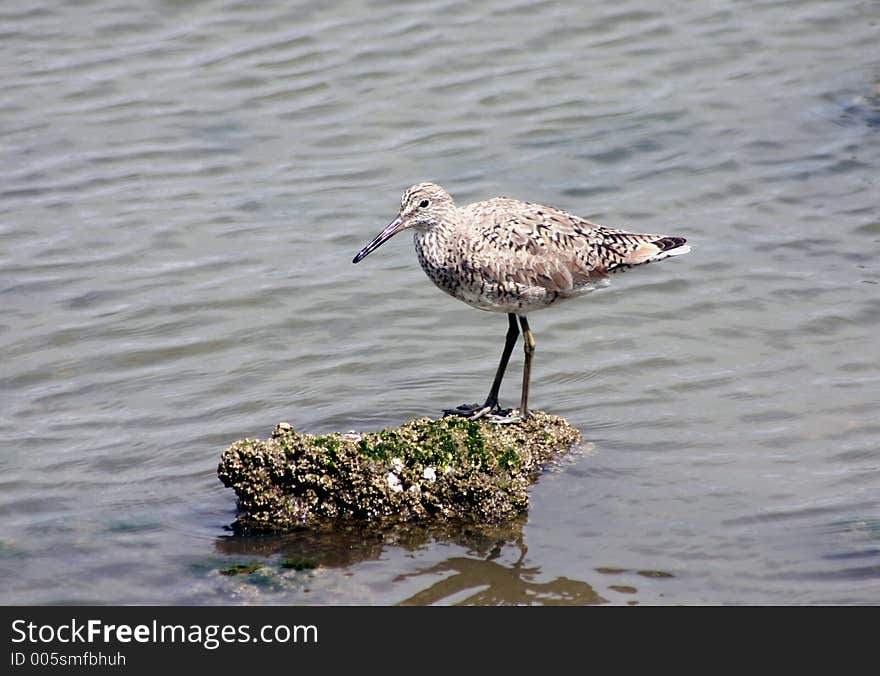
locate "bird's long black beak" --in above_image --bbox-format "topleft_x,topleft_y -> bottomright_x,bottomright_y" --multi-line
352,216 -> 406,263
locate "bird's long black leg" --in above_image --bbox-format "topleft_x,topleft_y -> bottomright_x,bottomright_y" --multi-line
443,313 -> 519,419
518,315 -> 535,419
483,313 -> 520,410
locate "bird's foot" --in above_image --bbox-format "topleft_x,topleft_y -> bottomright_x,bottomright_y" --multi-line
442,402 -> 523,424
442,402 -> 491,419
485,408 -> 524,424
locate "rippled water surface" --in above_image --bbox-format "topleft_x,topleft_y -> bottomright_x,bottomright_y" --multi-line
2,0 -> 879,605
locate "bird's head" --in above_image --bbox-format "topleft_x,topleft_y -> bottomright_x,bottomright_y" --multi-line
352,183 -> 456,263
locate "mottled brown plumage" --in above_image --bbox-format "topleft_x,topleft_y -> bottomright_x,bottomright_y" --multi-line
353,182 -> 690,421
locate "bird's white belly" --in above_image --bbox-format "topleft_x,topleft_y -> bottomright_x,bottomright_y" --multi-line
441,274 -> 608,314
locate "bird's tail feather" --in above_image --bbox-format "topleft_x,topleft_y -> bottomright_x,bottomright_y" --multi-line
603,234 -> 690,273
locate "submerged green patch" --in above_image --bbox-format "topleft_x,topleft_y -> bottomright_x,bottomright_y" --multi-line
281,559 -> 318,571
219,562 -> 263,576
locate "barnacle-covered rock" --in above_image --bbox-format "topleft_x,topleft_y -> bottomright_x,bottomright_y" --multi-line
218,412 -> 580,532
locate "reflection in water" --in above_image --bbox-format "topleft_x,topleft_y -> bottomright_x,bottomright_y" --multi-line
215,518 -> 529,569
214,516 -> 663,605
396,557 -> 605,606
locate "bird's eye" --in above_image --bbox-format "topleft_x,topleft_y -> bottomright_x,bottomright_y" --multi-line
419,199 -> 430,208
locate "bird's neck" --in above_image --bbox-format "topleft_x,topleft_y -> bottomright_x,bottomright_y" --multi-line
413,222 -> 456,269
414,218 -> 456,246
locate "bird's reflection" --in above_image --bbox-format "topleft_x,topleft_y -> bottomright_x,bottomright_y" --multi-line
395,556 -> 605,606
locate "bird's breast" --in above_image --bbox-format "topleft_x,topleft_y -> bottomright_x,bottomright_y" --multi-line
413,231 -> 463,295
413,231 -> 537,313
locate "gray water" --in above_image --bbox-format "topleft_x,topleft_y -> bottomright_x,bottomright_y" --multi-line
2,0 -> 878,605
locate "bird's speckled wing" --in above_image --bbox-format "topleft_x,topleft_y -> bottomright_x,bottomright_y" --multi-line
461,198 -> 679,293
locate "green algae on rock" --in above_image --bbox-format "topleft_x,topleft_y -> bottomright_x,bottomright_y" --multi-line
218,411 -> 580,533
